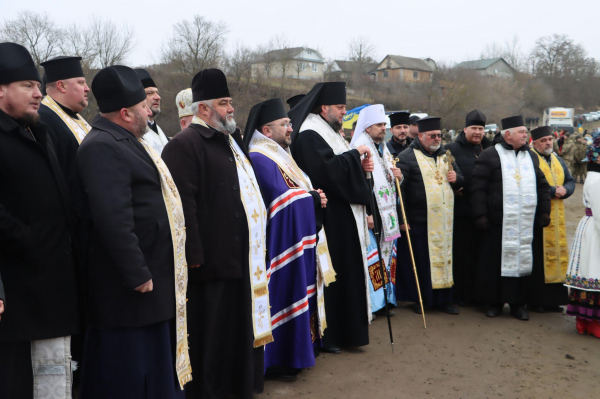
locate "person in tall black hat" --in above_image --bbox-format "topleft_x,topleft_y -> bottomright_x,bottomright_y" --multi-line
386,111 -> 412,158
395,116 -> 464,315
162,68 -> 270,399
0,42 -> 80,399
76,65 -> 190,398
243,98 -> 330,381
288,82 -> 374,353
286,94 -> 305,110
528,126 -> 574,312
445,110 -> 493,305
470,115 -> 551,320
134,68 -> 169,154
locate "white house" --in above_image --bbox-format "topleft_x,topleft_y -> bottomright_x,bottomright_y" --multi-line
251,47 -> 325,80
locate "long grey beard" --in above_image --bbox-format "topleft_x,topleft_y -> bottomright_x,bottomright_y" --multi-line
212,114 -> 236,135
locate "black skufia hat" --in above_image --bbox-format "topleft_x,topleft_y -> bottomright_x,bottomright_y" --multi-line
531,126 -> 552,141
389,111 -> 411,127
417,116 -> 441,133
465,109 -> 486,127
0,42 -> 41,85
41,56 -> 84,83
288,82 -> 347,142
92,65 -> 146,113
286,94 -> 305,110
191,69 -> 230,102
134,68 -> 157,89
501,115 -> 524,130
243,98 -> 288,147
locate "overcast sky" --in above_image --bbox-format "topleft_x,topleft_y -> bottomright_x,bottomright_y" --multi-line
3,0 -> 599,67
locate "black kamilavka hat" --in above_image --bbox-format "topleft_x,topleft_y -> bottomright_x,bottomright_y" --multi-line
501,115 -> 524,130
531,126 -> 552,141
389,111 -> 411,127
417,116 -> 441,133
286,94 -> 305,110
191,69 -> 230,102
41,56 -> 84,83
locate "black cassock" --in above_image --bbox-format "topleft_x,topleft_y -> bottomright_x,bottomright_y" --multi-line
292,130 -> 371,348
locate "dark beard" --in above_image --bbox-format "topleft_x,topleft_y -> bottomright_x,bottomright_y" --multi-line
19,112 -> 40,126
327,118 -> 342,133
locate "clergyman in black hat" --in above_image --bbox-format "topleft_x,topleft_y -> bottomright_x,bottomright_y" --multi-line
408,114 -> 420,140
0,42 -> 80,399
445,110 -> 493,305
386,111 -> 412,158
134,68 -> 169,154
287,82 -> 374,354
39,56 -> 91,202
77,65 -> 191,398
243,98 -> 329,381
470,115 -> 551,320
528,126 -> 574,312
162,68 -> 271,398
395,116 -> 464,316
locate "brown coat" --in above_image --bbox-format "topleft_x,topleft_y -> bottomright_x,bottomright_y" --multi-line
162,123 -> 253,282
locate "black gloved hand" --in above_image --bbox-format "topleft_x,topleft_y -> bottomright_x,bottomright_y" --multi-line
475,216 -> 489,231
538,213 -> 551,228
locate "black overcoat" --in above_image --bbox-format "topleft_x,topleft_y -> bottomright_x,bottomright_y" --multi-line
470,137 -> 551,224
445,132 -> 492,219
77,115 -> 175,330
0,109 -> 79,342
161,123 -> 253,282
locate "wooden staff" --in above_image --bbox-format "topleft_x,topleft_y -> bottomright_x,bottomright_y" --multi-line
393,157 -> 426,328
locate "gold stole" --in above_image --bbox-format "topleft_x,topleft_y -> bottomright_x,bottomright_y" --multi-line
41,96 -> 91,143
413,150 -> 454,289
535,152 -> 568,283
137,139 -> 192,389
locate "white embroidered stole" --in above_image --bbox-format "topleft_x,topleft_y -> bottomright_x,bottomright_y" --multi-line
137,139 -> 192,388
249,131 -> 335,336
495,144 -> 537,277
414,149 -> 454,289
299,113 -> 372,322
144,123 -> 170,154
352,133 -> 401,243
228,136 -> 274,347
31,336 -> 73,399
41,95 -> 90,144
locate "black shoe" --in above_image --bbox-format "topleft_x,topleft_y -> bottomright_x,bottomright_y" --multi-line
371,313 -> 377,321
511,305 -> 529,321
265,367 -> 298,382
485,305 -> 502,317
375,308 -> 396,317
413,303 -> 423,314
320,345 -> 341,354
438,303 -> 460,315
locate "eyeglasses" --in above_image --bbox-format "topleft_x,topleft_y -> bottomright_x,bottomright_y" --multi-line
267,122 -> 293,129
424,134 -> 442,139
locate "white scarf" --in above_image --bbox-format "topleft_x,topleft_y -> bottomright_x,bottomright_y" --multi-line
495,144 -> 537,277
299,113 -> 372,322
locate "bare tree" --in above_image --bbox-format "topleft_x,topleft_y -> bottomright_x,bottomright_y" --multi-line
225,43 -> 253,86
270,34 -> 294,86
480,35 -> 525,72
348,36 -> 376,67
529,34 -> 590,79
59,23 -> 97,70
0,11 -> 62,67
161,15 -> 228,76
89,17 -> 135,68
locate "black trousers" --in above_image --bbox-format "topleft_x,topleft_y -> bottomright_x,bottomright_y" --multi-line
0,341 -> 34,399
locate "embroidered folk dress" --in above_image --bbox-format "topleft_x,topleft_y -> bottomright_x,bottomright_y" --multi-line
566,169 -> 600,320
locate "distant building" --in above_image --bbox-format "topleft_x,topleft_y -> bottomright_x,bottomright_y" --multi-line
328,60 -> 379,80
251,47 -> 325,80
454,58 -> 515,78
372,55 -> 435,83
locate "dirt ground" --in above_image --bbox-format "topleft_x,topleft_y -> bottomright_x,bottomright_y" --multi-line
263,183 -> 599,399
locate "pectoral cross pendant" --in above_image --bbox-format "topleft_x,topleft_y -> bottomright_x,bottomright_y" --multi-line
514,172 -> 522,185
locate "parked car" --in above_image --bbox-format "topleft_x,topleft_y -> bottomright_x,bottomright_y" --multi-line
485,123 -> 498,133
